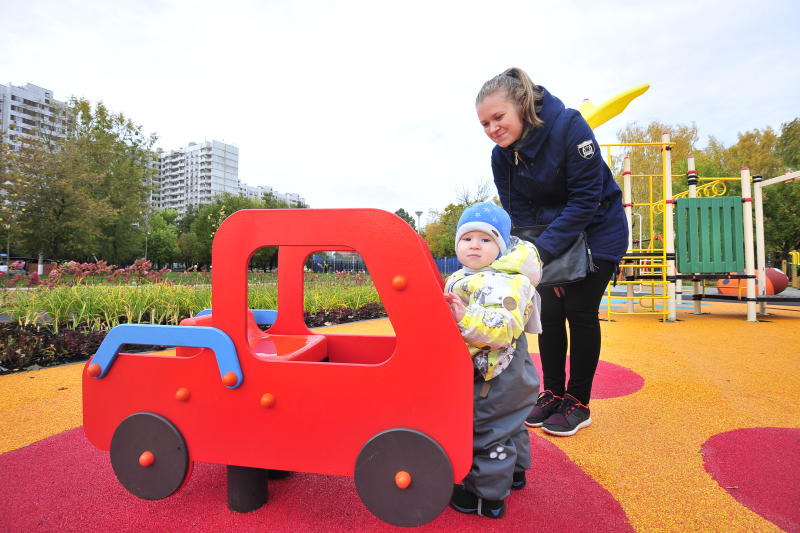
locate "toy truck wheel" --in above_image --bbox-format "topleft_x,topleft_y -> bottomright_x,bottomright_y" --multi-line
354,428 -> 453,527
110,412 -> 190,500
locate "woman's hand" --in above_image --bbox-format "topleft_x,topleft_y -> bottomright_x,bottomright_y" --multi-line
444,292 -> 465,322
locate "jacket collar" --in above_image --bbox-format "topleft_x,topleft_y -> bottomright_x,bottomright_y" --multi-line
499,86 -> 565,163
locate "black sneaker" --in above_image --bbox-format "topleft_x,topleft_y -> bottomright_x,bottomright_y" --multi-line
450,485 -> 506,518
511,470 -> 526,490
541,393 -> 592,436
525,390 -> 563,428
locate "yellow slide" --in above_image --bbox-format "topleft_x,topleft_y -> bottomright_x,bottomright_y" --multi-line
578,83 -> 650,129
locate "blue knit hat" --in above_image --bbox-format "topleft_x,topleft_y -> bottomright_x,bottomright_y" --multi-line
455,202 -> 512,257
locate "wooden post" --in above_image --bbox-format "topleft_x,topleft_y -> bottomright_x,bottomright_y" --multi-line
740,168 -> 757,322
752,175 -> 767,315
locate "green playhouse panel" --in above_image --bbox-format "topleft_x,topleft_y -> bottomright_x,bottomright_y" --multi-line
675,197 -> 745,273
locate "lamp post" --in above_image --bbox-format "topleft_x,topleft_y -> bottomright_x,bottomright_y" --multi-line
414,211 -> 423,233
132,221 -> 149,260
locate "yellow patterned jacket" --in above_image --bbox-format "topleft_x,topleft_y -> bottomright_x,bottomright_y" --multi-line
444,237 -> 542,381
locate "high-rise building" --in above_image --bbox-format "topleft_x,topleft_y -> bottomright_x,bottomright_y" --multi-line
152,140 -> 306,215
154,140 -> 240,214
0,83 -> 68,150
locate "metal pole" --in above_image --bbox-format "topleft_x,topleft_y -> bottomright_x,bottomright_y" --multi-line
663,132 -> 676,321
687,157 -> 702,314
623,156 -> 634,313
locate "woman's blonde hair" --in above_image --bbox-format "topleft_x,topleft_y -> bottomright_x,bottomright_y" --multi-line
476,67 -> 544,128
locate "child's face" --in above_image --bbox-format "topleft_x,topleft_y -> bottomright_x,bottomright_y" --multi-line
456,230 -> 500,269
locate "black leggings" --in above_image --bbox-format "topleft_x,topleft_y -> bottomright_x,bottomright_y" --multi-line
537,260 -> 616,405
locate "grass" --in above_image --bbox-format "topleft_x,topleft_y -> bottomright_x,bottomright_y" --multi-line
0,272 -> 382,332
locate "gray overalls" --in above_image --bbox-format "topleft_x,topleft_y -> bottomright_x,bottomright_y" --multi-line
464,333 -> 540,501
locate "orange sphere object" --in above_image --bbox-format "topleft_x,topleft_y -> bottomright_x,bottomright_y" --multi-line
260,393 -> 276,408
175,387 -> 191,402
87,363 -> 101,377
395,470 -> 412,489
222,372 -> 239,387
392,275 -> 407,290
139,451 -> 155,467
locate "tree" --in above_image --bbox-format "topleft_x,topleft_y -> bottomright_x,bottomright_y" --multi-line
177,232 -> 202,269
616,121 -> 699,188
764,118 -> 800,258
13,136 -> 106,260
145,209 -> 179,268
186,193 -> 306,267
177,204 -> 199,235
8,99 -> 155,263
0,141 -> 23,260
423,203 -> 466,257
394,208 -> 416,230
455,180 -> 494,206
777,118 -> 800,170
68,99 -> 156,264
616,121 -> 701,242
692,136 -> 732,178
725,127 -> 782,180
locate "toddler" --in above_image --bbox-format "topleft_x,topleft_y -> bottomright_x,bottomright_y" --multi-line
444,201 -> 541,518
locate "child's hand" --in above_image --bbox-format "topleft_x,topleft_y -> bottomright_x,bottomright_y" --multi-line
444,292 -> 465,322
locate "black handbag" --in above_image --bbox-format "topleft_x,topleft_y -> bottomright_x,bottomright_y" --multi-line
511,225 -> 594,287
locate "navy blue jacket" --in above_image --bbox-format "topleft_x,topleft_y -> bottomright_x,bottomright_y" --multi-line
491,87 -> 629,264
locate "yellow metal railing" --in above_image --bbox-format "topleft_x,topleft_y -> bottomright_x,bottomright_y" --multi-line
601,141 -> 674,319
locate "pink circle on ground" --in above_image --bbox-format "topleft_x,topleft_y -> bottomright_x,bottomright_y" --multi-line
702,427 -> 800,532
530,353 -> 644,399
0,428 -> 634,532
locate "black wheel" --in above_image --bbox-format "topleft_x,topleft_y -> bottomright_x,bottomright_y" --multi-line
110,412 -> 190,500
354,428 -> 453,527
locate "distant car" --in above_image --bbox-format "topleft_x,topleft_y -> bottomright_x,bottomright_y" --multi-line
83,208 -> 472,527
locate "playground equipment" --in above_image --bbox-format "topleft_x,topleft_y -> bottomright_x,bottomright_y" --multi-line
604,137 -> 800,322
717,267 -> 789,296
578,84 -> 650,129
790,251 -> 800,288
83,208 -> 472,527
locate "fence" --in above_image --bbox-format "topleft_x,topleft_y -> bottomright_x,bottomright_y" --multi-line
309,254 -> 459,275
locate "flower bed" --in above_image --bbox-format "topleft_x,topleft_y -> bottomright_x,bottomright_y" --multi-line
0,302 -> 387,374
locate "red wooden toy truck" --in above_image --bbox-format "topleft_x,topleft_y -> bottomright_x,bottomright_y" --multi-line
83,208 -> 472,526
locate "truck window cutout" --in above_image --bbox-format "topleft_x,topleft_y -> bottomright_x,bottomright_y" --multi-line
247,245 -> 279,332
302,250 -> 395,366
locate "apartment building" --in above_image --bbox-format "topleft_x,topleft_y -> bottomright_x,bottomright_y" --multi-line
240,183 -> 305,206
0,82 -> 67,150
153,140 -> 305,215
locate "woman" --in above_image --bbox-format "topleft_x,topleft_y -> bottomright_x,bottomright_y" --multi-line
475,67 -> 628,436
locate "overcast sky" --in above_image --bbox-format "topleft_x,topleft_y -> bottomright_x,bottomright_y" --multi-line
3,0 -> 798,225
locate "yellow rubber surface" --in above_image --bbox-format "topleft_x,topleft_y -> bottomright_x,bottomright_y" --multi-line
1,303 -> 798,531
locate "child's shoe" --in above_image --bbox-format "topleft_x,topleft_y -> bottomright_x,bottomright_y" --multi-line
541,393 -> 592,436
511,470 -> 526,490
450,485 -> 506,518
525,390 -> 562,428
